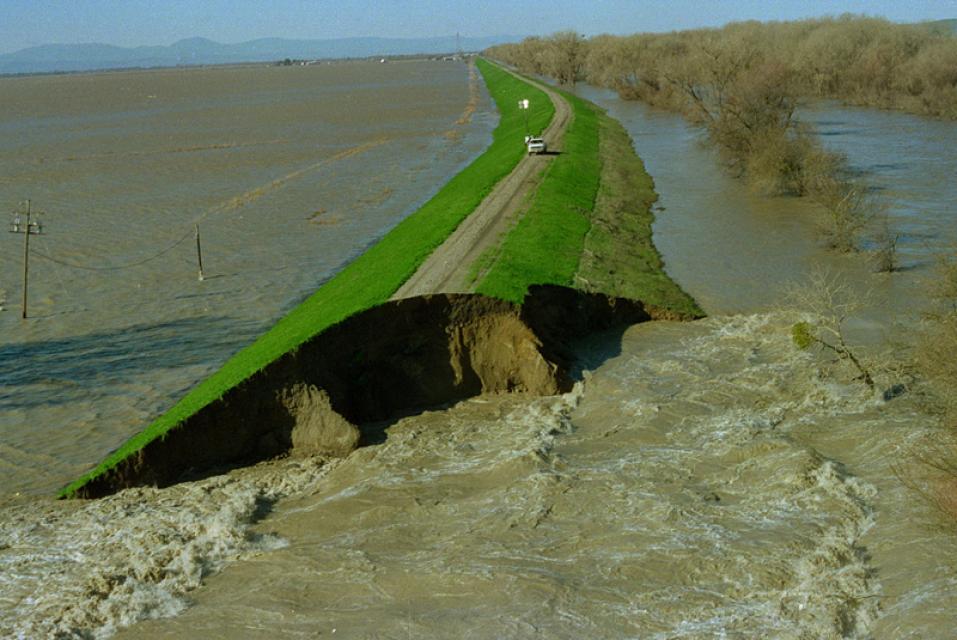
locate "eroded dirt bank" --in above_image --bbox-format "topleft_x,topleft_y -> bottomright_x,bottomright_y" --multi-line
76,286 -> 684,498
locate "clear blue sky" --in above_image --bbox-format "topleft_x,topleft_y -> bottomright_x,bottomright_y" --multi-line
1,0 -> 956,54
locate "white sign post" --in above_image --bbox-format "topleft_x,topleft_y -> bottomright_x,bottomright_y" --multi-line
518,99 -> 530,138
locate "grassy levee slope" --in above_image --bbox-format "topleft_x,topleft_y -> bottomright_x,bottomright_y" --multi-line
577,112 -> 703,317
60,58 -> 554,498
476,80 -> 701,317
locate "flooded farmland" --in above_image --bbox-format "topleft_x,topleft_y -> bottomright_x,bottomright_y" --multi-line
0,59 -> 494,496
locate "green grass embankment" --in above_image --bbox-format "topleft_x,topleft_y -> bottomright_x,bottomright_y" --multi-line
475,79 -> 701,316
60,58 -> 554,498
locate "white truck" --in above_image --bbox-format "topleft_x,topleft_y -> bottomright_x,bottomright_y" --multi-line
525,136 -> 547,155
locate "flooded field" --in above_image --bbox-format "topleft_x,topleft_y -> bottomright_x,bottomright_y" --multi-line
0,59 -> 494,495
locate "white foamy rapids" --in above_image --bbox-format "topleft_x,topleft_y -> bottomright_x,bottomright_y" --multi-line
566,313 -> 885,638
293,386 -> 584,517
0,456 -> 337,639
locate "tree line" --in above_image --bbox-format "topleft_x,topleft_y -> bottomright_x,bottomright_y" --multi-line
487,16 -> 957,255
488,16 -> 957,118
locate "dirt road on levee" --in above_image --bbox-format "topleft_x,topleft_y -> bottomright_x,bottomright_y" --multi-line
392,69 -> 572,299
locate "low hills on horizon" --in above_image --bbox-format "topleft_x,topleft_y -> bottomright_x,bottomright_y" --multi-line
0,34 -> 522,75
1,17 -> 953,77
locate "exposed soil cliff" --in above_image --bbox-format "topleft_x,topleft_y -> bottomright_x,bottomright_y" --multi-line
76,286 -> 682,498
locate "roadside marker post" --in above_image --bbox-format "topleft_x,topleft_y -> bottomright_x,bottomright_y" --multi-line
8,199 -> 43,319
519,98 -> 530,138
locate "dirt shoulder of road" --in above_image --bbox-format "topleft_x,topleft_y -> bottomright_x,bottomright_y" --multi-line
392,69 -> 573,299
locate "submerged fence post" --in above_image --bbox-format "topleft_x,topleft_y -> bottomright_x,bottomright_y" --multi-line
21,202 -> 30,318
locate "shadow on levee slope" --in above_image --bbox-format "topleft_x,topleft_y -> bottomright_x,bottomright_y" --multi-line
75,286 -> 690,498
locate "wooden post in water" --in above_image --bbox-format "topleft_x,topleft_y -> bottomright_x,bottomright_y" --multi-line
195,224 -> 205,281
21,201 -> 30,318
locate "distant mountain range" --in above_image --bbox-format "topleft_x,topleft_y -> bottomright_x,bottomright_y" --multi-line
0,35 -> 521,75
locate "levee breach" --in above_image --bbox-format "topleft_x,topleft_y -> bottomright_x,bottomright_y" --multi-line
76,286 -> 683,498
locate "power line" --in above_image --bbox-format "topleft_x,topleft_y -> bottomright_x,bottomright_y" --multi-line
35,232 -> 85,314
30,226 -> 194,272
13,137 -> 390,279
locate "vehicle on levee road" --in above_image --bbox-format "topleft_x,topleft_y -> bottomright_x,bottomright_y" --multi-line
526,136 -> 547,155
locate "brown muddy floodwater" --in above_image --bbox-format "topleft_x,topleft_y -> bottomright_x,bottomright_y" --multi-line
3,75 -> 957,638
0,59 -> 494,496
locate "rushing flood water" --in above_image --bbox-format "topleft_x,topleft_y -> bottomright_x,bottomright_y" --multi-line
17,315 -> 941,639
0,59 -> 494,495
4,75 -> 957,637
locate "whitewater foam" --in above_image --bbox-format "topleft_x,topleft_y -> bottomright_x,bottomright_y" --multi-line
0,457 -> 336,639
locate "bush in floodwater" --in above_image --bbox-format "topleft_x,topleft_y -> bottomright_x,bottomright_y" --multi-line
894,433 -> 957,529
916,313 -> 957,414
915,251 -> 957,417
808,175 -> 884,253
787,269 -> 876,390
871,217 -> 901,273
903,252 -> 957,527
744,125 -> 846,196
745,128 -> 812,195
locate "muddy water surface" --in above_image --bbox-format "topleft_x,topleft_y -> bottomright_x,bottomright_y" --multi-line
0,59 -> 494,495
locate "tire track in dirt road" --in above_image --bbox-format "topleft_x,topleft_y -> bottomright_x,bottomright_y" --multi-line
392,70 -> 572,299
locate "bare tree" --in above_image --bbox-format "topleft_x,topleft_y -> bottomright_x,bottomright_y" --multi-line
787,268 -> 875,389
545,31 -> 586,86
809,176 -> 882,252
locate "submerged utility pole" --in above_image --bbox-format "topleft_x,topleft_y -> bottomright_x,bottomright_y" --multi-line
8,199 -> 43,319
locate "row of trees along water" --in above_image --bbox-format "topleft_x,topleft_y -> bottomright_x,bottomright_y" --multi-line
487,17 -> 957,514
487,16 -> 957,258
